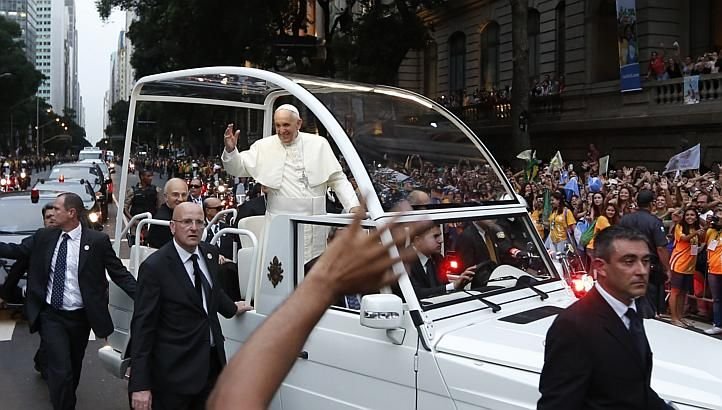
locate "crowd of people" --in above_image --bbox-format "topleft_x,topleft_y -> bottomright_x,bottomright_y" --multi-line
647,42 -> 722,80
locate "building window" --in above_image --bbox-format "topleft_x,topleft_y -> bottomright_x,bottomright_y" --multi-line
480,21 -> 500,90
528,9 -> 540,80
555,2 -> 566,76
423,40 -> 438,97
448,31 -> 466,95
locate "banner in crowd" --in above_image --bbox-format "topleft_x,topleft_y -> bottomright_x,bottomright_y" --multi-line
599,155 -> 610,175
684,75 -> 700,104
663,144 -> 700,174
616,0 -> 641,92
550,151 -> 564,171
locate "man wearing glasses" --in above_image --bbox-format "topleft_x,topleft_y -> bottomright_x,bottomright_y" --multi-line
188,178 -> 204,206
129,202 -> 251,410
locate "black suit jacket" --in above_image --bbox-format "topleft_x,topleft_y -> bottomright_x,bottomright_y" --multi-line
408,254 -> 447,299
128,241 -> 238,394
538,287 -> 667,410
0,227 -> 136,337
146,203 -> 172,249
205,221 -> 234,259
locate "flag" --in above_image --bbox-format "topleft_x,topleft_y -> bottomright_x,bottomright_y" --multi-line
550,151 -> 564,171
517,149 -> 534,160
663,144 -> 700,174
587,176 -> 602,193
542,188 -> 552,225
564,177 -> 580,201
599,155 -> 610,175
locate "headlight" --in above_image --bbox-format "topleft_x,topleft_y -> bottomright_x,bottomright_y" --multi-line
20,172 -> 26,178
217,185 -> 226,193
0,178 -> 5,186
88,212 -> 100,223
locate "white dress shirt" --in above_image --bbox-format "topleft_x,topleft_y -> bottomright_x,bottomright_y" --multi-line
46,224 -> 83,310
595,283 -> 637,330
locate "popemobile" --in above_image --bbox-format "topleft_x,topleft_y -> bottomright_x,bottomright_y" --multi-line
99,67 -> 722,409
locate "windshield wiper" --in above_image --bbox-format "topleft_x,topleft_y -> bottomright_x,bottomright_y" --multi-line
473,294 -> 502,313
517,276 -> 549,301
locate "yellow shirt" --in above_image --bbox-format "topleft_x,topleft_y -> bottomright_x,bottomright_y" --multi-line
531,210 -> 545,238
706,229 -> 722,275
670,224 -> 700,274
549,209 -> 575,244
587,216 -> 611,250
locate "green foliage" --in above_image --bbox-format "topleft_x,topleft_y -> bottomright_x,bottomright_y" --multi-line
97,0 -> 290,78
104,99 -> 130,137
0,16 -> 44,110
335,1 -> 431,84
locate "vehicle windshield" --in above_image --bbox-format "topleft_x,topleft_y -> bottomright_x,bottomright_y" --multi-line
401,213 -> 559,316
49,166 -> 100,182
131,70 -> 515,212
0,200 -> 45,233
36,183 -> 95,206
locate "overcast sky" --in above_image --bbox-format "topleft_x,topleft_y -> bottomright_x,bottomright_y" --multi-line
76,3 -> 125,145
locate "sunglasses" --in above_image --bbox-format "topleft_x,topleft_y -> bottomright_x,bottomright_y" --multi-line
189,184 -> 202,188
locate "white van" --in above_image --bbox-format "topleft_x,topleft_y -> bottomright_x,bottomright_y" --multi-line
78,147 -> 103,161
100,67 -> 722,410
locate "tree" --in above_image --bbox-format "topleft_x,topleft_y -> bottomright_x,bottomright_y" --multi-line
105,100 -> 130,138
509,0 -> 531,162
0,16 -> 44,110
97,0 -> 290,78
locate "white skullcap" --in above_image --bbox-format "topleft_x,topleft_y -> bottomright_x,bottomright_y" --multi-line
274,104 -> 300,118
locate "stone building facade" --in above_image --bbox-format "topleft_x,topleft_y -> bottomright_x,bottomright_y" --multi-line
397,0 -> 722,168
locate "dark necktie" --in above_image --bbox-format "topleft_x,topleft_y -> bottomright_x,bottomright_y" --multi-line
190,254 -> 209,311
625,308 -> 648,361
50,233 -> 70,309
425,258 -> 439,287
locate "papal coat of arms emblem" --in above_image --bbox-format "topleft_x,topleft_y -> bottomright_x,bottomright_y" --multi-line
267,256 -> 284,288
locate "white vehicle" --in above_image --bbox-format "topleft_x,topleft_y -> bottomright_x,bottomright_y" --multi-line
100,67 -> 722,409
78,147 -> 103,161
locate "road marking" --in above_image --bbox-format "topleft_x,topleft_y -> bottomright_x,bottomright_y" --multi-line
0,319 -> 16,342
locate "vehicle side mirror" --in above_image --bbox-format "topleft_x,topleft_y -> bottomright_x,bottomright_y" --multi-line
360,294 -> 403,329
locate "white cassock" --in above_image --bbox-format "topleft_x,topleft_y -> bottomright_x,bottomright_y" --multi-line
221,132 -> 359,262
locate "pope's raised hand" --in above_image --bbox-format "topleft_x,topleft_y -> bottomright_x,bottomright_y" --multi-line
224,124 -> 240,153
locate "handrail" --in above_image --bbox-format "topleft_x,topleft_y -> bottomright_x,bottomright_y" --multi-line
132,218 -> 170,272
209,208 -> 238,227
211,227 -> 258,303
114,212 -> 152,254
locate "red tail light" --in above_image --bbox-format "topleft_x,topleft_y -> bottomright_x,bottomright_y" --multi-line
59,175 -> 65,183
31,188 -> 39,203
439,251 -> 464,283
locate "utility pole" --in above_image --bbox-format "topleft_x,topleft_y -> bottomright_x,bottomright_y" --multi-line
36,97 -> 40,156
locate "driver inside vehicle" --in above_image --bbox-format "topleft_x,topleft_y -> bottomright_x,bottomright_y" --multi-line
407,224 -> 476,299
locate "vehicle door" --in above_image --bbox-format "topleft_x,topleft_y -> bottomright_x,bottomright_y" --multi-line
277,217 -> 455,410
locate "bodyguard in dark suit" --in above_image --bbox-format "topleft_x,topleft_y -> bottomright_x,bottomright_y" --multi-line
0,193 -> 136,410
129,202 -> 250,410
538,226 -> 671,410
407,225 -> 474,299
